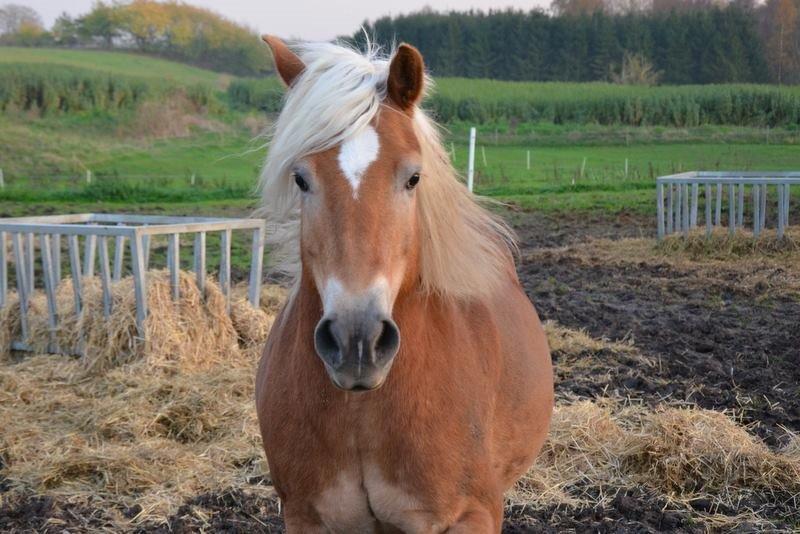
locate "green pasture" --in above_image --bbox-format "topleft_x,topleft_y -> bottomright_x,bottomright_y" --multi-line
2,114 -> 798,215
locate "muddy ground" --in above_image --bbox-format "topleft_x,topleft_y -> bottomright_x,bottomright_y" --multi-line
2,210 -> 798,533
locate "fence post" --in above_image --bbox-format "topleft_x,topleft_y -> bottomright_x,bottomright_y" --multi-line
753,185 -> 761,237
113,233 -> 126,281
167,233 -> 179,301
86,170 -> 92,184
25,233 -> 34,293
194,231 -> 206,296
40,234 -> 58,352
249,225 -> 266,307
0,168 -> 4,189
0,232 -> 6,308
12,233 -> 29,342
527,150 -> 531,171
778,185 -> 785,239
737,183 -> 744,228
705,184 -> 712,238
84,235 -> 96,278
467,127 -> 476,193
98,236 -> 113,318
682,183 -> 689,236
220,229 -> 232,314
784,184 -> 791,229
728,184 -> 735,235
666,184 -> 674,235
690,183 -> 699,228
675,183 -> 682,233
52,234 -> 61,284
130,231 -> 148,337
656,182 -> 665,241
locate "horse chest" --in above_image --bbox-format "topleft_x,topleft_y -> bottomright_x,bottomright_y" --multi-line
313,464 -> 447,533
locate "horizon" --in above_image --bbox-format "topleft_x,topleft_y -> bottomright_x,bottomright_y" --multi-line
20,0 -> 552,41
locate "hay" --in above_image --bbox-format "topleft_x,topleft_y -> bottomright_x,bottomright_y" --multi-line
0,271 -> 285,524
0,270 -> 285,373
513,400 -> 800,527
657,227 -> 800,258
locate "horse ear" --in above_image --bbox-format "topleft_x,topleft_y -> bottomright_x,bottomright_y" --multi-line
262,35 -> 305,87
387,43 -> 425,112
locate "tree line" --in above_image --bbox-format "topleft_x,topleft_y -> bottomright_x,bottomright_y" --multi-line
2,0 -> 797,84
353,2 -> 800,85
0,1 -> 271,76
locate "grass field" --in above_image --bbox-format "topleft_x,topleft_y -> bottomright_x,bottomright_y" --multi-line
1,46 -> 799,216
0,47 -> 230,88
2,110 -> 796,215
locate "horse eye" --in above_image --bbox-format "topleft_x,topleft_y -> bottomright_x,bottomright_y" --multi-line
293,172 -> 309,192
406,173 -> 420,190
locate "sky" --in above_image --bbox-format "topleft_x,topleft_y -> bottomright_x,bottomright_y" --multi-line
22,0 -> 550,41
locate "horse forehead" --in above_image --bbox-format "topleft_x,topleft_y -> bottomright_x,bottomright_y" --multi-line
337,125 -> 381,195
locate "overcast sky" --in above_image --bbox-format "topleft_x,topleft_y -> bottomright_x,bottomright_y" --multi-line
22,0 -> 550,41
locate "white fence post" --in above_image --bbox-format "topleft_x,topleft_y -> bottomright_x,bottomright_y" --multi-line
0,168 -> 4,189
467,127 -> 476,193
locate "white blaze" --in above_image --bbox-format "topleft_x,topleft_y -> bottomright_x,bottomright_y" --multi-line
337,125 -> 380,196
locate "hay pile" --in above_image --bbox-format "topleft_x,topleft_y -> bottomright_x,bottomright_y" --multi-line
0,270 -> 286,372
657,227 -> 800,258
0,271 -> 286,524
1,285 -> 798,529
514,400 -> 800,521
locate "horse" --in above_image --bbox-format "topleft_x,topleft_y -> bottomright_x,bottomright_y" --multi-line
255,36 -> 554,533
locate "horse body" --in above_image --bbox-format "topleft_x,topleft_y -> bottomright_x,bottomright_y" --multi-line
254,37 -> 553,532
257,273 -> 552,531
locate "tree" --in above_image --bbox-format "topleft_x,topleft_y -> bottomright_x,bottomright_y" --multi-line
77,2 -> 121,47
0,4 -> 42,35
52,13 -> 81,45
762,0 -> 800,84
551,0 -> 607,16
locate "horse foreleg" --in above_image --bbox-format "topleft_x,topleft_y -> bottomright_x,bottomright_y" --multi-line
283,505 -> 328,534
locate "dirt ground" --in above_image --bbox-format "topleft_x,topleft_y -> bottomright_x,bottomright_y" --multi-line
2,209 -> 799,533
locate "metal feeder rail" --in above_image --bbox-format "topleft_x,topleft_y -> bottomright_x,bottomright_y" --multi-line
0,213 -> 266,355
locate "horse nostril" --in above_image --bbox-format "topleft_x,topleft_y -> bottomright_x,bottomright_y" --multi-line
314,318 -> 341,366
374,319 -> 400,361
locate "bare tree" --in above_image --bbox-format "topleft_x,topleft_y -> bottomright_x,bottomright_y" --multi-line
551,0 -> 607,16
610,51 -> 662,85
762,0 -> 800,84
0,4 -> 43,35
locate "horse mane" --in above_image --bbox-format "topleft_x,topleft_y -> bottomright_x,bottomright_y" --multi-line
257,40 -> 517,300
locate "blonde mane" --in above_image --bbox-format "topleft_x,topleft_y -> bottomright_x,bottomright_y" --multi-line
258,41 -> 517,300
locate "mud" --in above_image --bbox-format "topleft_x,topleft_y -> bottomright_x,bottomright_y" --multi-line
515,214 -> 800,448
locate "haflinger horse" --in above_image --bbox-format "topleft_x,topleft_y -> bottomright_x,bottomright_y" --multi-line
255,35 -> 553,533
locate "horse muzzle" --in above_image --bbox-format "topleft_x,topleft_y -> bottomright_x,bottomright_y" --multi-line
313,310 -> 400,391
